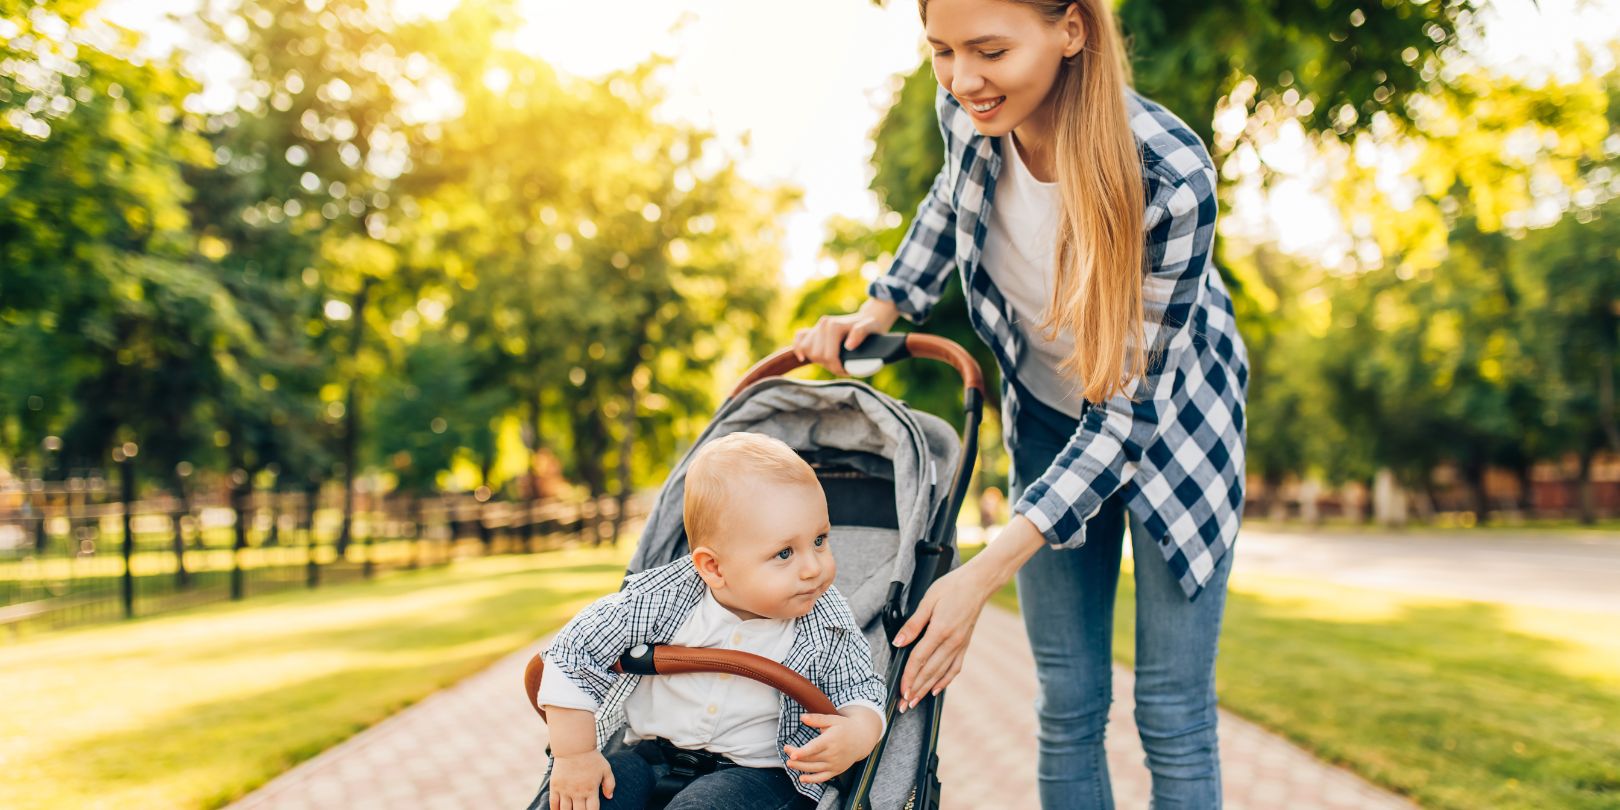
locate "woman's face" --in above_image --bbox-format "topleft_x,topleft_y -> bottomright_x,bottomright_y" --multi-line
924,0 -> 1083,138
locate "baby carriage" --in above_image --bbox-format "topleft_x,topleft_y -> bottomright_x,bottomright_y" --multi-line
523,333 -> 986,810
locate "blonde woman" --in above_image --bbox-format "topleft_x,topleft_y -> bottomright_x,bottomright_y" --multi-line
793,0 -> 1248,806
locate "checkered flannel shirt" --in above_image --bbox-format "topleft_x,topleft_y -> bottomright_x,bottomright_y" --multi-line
542,555 -> 885,802
870,86 -> 1249,600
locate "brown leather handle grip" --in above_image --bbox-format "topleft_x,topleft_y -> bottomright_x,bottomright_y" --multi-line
649,646 -> 840,716
729,333 -> 985,400
524,645 -> 839,723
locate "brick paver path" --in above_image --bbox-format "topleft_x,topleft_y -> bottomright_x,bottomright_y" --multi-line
230,605 -> 1416,810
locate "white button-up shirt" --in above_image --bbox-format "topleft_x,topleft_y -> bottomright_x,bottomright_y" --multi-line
537,556 -> 886,802
540,590 -> 806,767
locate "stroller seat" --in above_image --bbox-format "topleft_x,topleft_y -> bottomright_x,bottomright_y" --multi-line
524,335 -> 985,810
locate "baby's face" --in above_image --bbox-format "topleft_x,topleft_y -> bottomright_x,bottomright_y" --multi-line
703,479 -> 835,621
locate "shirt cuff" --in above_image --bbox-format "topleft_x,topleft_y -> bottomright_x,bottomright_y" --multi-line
868,276 -> 932,325
537,654 -> 601,712
838,700 -> 888,736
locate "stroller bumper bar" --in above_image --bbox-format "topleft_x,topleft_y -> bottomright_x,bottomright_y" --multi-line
524,645 -> 840,722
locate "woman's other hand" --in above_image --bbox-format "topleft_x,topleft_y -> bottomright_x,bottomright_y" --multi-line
893,515 -> 1046,710
791,299 -> 901,375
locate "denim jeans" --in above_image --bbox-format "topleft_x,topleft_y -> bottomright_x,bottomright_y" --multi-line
526,741 -> 813,810
1008,384 -> 1233,810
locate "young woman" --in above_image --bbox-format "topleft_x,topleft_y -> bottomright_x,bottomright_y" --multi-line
792,0 -> 1249,807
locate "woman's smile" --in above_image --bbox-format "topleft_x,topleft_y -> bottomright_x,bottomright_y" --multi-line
963,95 -> 1007,119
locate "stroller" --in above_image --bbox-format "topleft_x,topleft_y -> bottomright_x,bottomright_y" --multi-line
523,333 -> 986,810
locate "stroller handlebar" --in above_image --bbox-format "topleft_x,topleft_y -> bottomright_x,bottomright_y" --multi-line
730,333 -> 986,401
524,645 -> 839,723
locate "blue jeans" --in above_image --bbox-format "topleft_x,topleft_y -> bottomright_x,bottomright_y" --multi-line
526,741 -> 812,810
1008,385 -> 1232,810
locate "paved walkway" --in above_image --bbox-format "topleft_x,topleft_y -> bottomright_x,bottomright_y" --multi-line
1236,526 -> 1620,613
229,605 -> 1414,810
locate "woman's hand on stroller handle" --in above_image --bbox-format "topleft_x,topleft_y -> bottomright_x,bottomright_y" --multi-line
791,299 -> 901,376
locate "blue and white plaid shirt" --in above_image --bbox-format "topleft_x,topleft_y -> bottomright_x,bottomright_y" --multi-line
543,555 -> 885,801
870,86 -> 1249,600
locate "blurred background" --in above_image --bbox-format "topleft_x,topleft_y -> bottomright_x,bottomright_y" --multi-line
1,1 -> 1617,809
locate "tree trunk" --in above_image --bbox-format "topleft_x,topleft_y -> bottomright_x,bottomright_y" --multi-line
230,469 -> 253,600
519,397 -> 541,553
1415,475 -> 1439,523
1465,456 -> 1490,525
27,465 -> 50,553
120,455 -> 135,619
1516,463 -> 1536,517
168,469 -> 192,588
1264,471 -> 1287,521
336,281 -> 373,557
304,480 -> 321,588
1598,318 -> 1619,453
575,409 -> 609,498
265,481 -> 281,546
410,491 -> 423,569
478,456 -> 494,553
1577,449 -> 1597,526
612,379 -> 638,547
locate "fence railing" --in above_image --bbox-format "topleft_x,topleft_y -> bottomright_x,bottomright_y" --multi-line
0,483 -> 649,638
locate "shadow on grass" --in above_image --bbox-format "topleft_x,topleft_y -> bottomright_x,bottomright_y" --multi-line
974,544 -> 1620,810
6,555 -> 628,810
1202,589 -> 1620,810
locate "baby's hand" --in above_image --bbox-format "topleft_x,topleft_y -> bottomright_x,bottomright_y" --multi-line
549,750 -> 615,810
784,709 -> 884,785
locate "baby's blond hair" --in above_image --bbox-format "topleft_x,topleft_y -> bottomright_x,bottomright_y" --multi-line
684,432 -> 819,551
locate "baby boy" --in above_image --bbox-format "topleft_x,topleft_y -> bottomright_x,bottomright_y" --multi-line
530,432 -> 886,810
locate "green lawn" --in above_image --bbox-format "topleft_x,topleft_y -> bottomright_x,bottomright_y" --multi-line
969,543 -> 1620,810
0,544 -> 630,810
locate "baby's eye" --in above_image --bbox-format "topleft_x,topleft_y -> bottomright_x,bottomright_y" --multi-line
983,49 -> 1007,60
814,534 -> 828,547
776,547 -> 793,560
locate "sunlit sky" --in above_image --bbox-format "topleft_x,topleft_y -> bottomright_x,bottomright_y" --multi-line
106,0 -> 1619,287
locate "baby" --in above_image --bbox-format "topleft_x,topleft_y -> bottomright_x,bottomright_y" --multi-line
530,432 -> 886,810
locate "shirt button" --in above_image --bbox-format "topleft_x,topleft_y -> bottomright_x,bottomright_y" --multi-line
731,632 -> 742,644
706,705 -> 718,715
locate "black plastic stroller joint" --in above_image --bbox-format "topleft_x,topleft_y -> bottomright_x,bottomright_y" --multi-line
617,643 -> 657,675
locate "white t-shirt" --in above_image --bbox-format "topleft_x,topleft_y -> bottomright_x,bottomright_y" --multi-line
980,134 -> 1085,418
537,589 -> 882,768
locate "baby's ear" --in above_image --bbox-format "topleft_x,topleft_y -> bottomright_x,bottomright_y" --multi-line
691,546 -> 725,588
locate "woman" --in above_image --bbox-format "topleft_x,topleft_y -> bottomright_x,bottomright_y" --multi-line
792,0 -> 1248,807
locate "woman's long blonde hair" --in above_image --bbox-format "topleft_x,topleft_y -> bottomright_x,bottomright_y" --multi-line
921,0 -> 1145,403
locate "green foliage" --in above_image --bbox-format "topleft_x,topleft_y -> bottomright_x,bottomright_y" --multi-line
1120,0 -> 1485,148
1,0 -> 793,510
0,5 -> 216,471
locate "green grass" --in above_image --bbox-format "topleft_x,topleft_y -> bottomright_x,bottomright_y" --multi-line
966,543 -> 1620,810
0,544 -> 630,810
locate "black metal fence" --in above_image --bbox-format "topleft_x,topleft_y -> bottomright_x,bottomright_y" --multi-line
0,476 -> 647,638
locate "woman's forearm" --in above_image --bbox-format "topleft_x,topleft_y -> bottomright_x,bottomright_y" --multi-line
968,514 -> 1045,593
858,298 -> 902,332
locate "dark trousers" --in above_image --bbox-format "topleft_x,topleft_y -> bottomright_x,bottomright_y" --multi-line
527,740 -> 814,810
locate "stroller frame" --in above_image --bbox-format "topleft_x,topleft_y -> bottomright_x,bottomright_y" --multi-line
523,333 -> 986,810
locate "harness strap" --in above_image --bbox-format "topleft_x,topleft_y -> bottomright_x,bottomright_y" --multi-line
641,738 -> 739,809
